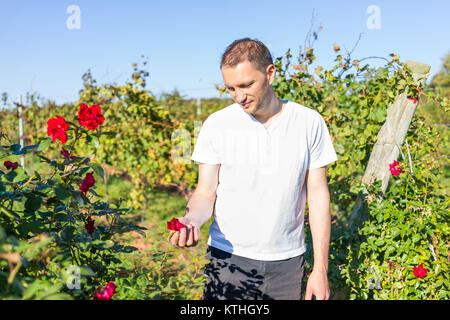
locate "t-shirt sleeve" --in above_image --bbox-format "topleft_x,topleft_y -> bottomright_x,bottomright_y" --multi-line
308,111 -> 338,170
191,116 -> 221,165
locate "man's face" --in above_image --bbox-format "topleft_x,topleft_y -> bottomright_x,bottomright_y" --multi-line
221,60 -> 275,115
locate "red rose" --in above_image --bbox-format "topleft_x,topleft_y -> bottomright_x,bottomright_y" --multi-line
77,103 -> 105,130
94,281 -> 117,300
413,264 -> 428,278
4,161 -> 19,171
407,88 -> 421,104
167,218 -> 186,231
47,115 -> 69,144
85,216 -> 95,235
407,97 -> 418,104
389,160 -> 403,176
80,172 -> 95,195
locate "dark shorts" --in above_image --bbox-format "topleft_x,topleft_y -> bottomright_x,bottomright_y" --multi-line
202,246 -> 306,300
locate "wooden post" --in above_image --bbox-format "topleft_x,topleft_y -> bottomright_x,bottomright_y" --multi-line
196,98 -> 201,116
17,95 -> 26,171
103,168 -> 109,203
348,60 -> 430,228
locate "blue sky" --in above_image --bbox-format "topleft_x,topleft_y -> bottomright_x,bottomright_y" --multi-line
1,0 -> 449,108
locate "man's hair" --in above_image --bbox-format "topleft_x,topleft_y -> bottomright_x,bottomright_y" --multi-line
220,38 -> 273,73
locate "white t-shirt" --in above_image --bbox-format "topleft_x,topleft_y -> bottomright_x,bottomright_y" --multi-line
190,100 -> 338,261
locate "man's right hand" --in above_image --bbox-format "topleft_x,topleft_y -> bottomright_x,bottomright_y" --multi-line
169,216 -> 200,247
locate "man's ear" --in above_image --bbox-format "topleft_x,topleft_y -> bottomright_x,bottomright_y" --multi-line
266,64 -> 276,85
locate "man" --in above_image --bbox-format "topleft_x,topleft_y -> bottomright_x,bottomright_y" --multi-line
169,38 -> 338,300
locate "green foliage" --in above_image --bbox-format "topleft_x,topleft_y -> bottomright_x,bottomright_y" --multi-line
0,110 -> 144,299
272,45 -> 449,299
340,116 -> 449,299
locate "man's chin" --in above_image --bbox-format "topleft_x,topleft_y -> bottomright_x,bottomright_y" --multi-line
241,101 -> 258,112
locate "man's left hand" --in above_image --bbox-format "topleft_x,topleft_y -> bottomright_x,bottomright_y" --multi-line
304,270 -> 330,300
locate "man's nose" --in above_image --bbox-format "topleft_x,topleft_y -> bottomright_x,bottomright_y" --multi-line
235,89 -> 246,103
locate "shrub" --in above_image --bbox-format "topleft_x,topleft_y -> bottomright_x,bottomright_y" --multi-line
0,105 -> 145,299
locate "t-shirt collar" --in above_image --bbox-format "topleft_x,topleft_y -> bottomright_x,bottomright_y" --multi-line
242,99 -> 290,133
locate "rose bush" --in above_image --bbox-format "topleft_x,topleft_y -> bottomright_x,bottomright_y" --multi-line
340,116 -> 449,299
270,40 -> 448,299
0,105 -> 146,299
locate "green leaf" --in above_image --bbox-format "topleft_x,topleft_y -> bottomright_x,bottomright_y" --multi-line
22,281 -> 43,300
13,171 -> 29,183
10,144 -> 21,153
61,226 -> 76,242
54,213 -> 71,222
25,196 -> 42,213
43,293 -> 72,300
376,213 -> 383,223
5,170 -> 17,182
35,183 -> 52,193
54,205 -> 66,212
75,192 -> 89,206
37,138 -> 52,152
79,266 -> 96,277
104,240 -> 115,248
88,188 -> 101,197
27,220 -> 45,233
23,144 -> 40,151
123,245 -> 138,253
86,135 -> 99,148
335,143 -> 345,155
77,167 -> 91,177
35,284 -> 65,300
54,184 -> 71,202
34,170 -> 41,181
91,135 -> 99,148
385,246 -> 395,258
89,163 -> 104,178
37,154 -> 51,163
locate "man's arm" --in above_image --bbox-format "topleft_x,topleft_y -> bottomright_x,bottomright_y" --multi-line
170,163 -> 220,247
304,166 -> 331,300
